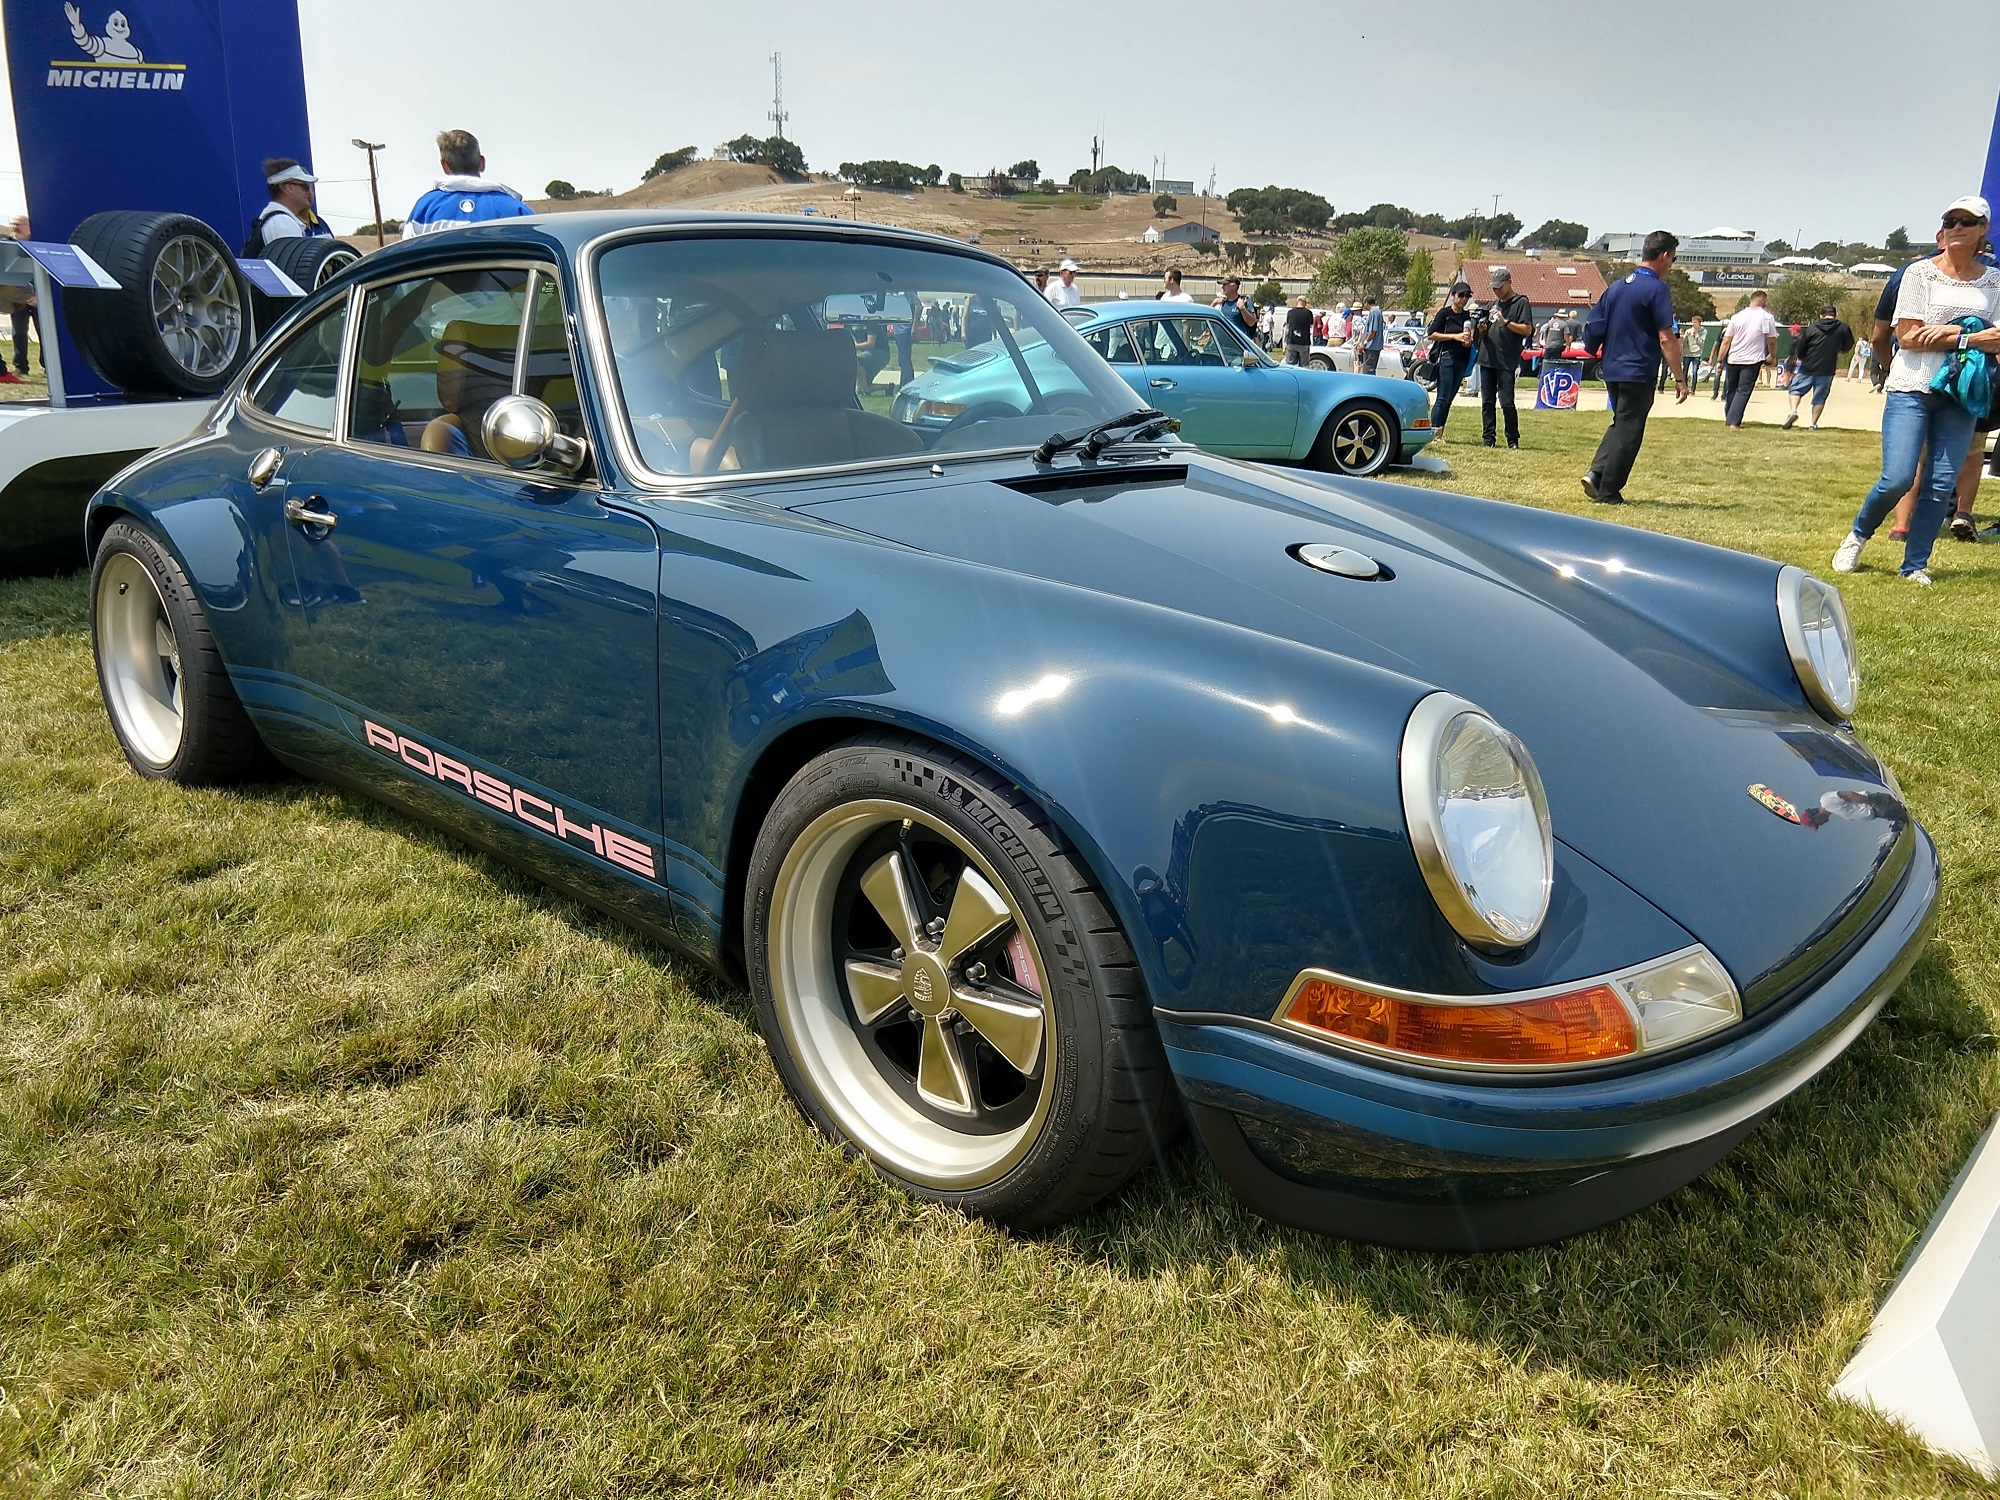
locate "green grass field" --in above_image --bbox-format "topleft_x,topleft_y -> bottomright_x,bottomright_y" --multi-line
4,410 -> 1999,1497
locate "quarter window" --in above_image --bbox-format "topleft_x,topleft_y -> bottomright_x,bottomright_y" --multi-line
243,300 -> 347,433
348,267 -> 531,460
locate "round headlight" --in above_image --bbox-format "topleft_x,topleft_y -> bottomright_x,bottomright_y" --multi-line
1400,694 -> 1554,953
1778,566 -> 1859,721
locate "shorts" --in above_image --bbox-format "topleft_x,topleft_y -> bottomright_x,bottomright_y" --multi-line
1789,373 -> 1833,407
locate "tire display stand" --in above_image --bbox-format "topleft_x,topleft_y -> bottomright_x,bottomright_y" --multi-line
1835,1116 -> 2000,1476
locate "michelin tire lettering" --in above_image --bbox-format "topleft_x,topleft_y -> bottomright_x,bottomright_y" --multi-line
363,720 -> 660,881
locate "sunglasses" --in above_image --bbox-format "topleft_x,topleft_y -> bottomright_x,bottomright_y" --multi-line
1942,214 -> 1987,229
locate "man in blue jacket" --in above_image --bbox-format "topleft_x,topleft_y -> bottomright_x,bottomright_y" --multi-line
402,130 -> 536,239
1580,230 -> 1687,504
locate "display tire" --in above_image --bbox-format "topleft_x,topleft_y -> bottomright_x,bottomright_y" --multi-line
66,211 -> 251,397
91,520 -> 265,784
744,735 -> 1181,1230
1312,400 -> 1400,477
251,235 -> 361,337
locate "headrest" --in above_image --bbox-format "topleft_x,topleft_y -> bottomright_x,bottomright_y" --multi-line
438,319 -> 517,381
729,328 -> 858,409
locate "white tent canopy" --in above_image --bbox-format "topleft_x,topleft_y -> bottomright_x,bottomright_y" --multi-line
1851,261 -> 1898,274
1692,226 -> 1757,240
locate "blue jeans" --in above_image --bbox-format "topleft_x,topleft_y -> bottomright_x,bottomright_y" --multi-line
1430,350 -> 1466,429
1850,390 -> 1977,574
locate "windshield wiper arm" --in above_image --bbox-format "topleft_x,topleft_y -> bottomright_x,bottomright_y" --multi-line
1032,408 -> 1180,464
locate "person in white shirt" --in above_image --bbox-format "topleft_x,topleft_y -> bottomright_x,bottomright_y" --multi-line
1158,268 -> 1193,302
1045,258 -> 1082,309
243,160 -> 332,255
1716,290 -> 1779,428
1833,194 -> 2000,584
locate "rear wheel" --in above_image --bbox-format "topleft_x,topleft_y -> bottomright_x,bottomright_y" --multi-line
745,736 -> 1179,1229
66,212 -> 250,397
91,521 -> 264,783
1307,353 -> 1334,372
1313,401 -> 1400,477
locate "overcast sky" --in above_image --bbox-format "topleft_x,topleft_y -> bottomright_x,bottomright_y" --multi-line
4,0 -> 1998,247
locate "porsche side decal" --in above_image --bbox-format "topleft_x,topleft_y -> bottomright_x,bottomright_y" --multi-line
363,719 -> 660,880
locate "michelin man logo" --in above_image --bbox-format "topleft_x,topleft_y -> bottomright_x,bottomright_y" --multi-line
65,3 -> 145,62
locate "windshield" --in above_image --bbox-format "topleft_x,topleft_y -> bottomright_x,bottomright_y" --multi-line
593,234 -> 1146,478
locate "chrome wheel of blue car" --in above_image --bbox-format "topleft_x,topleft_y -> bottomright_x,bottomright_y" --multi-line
1317,402 -> 1398,477
746,738 -> 1179,1228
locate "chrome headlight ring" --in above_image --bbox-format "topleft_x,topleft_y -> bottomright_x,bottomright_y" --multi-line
1399,693 -> 1554,954
1778,565 -> 1860,722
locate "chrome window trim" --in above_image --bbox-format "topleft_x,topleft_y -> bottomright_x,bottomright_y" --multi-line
237,286 -> 358,440
570,221 -> 1142,494
1399,691 -> 1553,954
1776,563 -> 1858,722
1268,943 -> 1723,1075
326,256 -> 598,492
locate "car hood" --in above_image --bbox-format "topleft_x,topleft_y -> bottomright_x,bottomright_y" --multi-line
793,453 -> 1911,1009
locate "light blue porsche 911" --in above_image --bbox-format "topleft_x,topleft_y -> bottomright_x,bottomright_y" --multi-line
893,302 -> 1436,476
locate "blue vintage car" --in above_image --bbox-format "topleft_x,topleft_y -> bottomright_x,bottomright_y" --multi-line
85,212 -> 1934,1249
895,301 -> 1435,477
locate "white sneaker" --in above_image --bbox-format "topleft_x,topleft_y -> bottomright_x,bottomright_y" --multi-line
1903,569 -> 1934,586
1831,533 -> 1866,573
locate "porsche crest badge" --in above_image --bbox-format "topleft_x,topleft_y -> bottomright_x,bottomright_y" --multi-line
1748,783 -> 1805,824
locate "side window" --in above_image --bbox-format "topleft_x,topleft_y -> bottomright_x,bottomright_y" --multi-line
244,300 -> 347,432
1152,316 -> 1234,367
1085,323 -> 1140,365
524,273 -> 585,440
349,266 -> 529,460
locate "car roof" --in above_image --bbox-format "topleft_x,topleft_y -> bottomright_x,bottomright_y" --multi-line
1071,302 -> 1231,326
346,209 -> 1030,279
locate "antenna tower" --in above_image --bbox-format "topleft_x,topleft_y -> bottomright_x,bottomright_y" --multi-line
768,52 -> 788,139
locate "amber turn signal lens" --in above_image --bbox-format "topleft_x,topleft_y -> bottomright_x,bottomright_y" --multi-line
1283,977 -> 1639,1066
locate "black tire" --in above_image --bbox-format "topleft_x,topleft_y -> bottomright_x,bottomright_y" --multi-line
1312,400 -> 1401,477
1306,354 -> 1334,372
66,211 -> 250,397
251,235 -> 362,337
91,520 -> 265,784
744,736 -> 1180,1230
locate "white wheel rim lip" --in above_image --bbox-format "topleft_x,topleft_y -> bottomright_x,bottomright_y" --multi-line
313,249 -> 359,288
1335,410 -> 1388,470
96,552 -> 183,768
768,798 -> 1056,1191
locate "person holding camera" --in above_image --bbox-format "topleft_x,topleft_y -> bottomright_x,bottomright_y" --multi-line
1477,267 -> 1535,448
1426,283 -> 1477,431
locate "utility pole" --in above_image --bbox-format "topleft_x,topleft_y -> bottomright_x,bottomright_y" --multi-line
351,138 -> 385,247
768,52 -> 787,140
1091,134 -> 1101,174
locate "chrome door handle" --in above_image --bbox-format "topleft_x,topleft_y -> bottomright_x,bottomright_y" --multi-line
1148,378 -> 1177,388
284,495 -> 338,529
248,446 -> 284,489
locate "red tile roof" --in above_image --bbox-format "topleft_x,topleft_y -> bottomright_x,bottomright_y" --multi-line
1460,258 -> 1609,307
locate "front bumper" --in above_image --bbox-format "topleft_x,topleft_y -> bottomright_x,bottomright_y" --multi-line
1159,825 -> 1939,1249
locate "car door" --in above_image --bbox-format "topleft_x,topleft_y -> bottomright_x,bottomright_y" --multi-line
275,260 -> 668,910
1129,315 -> 1298,456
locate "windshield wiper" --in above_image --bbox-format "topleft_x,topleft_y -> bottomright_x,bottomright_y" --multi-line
1032,409 -> 1181,464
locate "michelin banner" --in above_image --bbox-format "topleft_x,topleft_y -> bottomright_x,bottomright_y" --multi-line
3,0 -> 310,399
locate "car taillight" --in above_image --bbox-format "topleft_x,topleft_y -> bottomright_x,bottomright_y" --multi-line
1282,976 -> 1637,1066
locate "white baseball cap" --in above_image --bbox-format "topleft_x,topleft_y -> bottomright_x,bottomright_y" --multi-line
1058,257 -> 1079,271
266,164 -> 317,186
1944,194 -> 1991,221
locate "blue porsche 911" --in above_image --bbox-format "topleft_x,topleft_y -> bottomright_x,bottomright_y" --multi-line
86,212 -> 1934,1249
894,301 -> 1436,477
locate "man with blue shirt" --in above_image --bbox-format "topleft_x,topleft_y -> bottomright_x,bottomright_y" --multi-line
403,130 -> 536,239
1580,231 -> 1687,504
1357,295 -> 1385,375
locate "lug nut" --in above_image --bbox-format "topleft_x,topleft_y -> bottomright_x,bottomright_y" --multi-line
965,963 -> 988,984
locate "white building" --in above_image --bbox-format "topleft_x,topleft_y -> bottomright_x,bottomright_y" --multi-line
1589,227 -> 1768,266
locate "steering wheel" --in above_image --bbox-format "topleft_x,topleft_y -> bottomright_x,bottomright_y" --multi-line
936,401 -> 1024,438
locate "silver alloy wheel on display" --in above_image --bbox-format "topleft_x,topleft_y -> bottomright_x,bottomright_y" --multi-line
1330,406 -> 1393,475
768,799 -> 1054,1190
152,234 -> 244,379
96,552 -> 183,769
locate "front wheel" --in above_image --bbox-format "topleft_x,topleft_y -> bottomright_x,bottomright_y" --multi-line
745,737 -> 1178,1229
1313,401 -> 1400,477
1307,354 -> 1334,372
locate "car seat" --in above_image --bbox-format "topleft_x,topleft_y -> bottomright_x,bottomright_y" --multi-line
692,328 -> 924,473
423,319 -> 519,458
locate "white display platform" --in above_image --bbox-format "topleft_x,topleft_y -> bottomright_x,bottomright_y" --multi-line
0,398 -> 206,492
1835,1116 -> 2000,1476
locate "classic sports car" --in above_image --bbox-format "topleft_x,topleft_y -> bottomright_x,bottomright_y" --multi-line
898,303 -> 1434,477
86,211 -> 1935,1250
